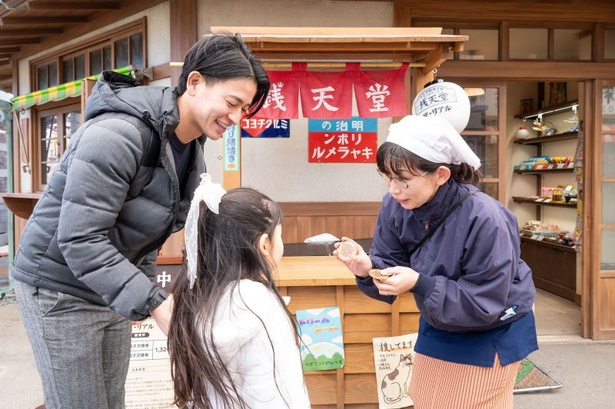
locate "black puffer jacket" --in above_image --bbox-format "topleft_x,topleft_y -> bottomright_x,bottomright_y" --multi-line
12,71 -> 206,320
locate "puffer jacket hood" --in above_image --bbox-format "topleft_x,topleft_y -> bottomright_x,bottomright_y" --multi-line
86,70 -> 177,138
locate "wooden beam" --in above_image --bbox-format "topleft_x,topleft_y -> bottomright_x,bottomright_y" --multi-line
148,62 -> 172,81
393,0 -> 615,23
0,16 -> 89,25
436,60 -> 615,80
210,27 -> 467,67
419,44 -> 448,74
212,26 -> 443,37
0,38 -> 39,46
393,0 -> 411,27
26,1 -> 121,10
169,0 -> 197,86
10,0 -> 166,60
0,28 -> 63,36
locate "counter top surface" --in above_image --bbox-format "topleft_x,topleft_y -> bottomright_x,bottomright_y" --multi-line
1,192 -> 41,220
276,256 -> 358,287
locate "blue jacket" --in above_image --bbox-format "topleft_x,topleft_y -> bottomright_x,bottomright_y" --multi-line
12,71 -> 206,320
357,179 -> 538,365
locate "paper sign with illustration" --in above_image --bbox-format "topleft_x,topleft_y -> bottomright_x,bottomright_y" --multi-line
296,306 -> 344,371
372,333 -> 418,409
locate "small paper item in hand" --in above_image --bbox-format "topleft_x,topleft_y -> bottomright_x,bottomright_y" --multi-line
304,233 -> 340,244
368,269 -> 389,281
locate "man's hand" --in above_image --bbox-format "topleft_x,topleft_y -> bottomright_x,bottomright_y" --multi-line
150,294 -> 174,335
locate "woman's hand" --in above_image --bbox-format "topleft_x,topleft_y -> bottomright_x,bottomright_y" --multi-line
371,266 -> 419,296
333,237 -> 371,278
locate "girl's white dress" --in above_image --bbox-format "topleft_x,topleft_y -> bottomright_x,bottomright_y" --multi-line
206,279 -> 311,408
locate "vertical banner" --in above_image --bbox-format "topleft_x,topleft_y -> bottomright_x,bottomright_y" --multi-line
300,71 -> 353,119
354,62 -> 409,118
125,318 -> 174,408
308,117 -> 377,163
256,71 -> 300,119
223,124 -> 240,172
372,333 -> 418,409
296,306 -> 344,371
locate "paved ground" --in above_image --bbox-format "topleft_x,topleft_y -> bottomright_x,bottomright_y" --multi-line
0,293 -> 43,409
2,291 -> 615,409
513,339 -> 615,409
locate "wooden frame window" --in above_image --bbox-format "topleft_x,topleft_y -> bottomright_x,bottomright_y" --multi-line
34,102 -> 82,190
510,28 -> 549,60
32,18 -> 146,92
416,21 -> 598,62
458,29 -> 499,61
29,18 -> 147,189
36,63 -> 59,90
553,29 -> 592,61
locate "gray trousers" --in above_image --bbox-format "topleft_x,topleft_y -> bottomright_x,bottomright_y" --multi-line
14,280 -> 132,409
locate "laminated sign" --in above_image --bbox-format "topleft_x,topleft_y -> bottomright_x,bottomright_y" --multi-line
125,318 -> 174,408
372,333 -> 418,409
296,306 -> 344,371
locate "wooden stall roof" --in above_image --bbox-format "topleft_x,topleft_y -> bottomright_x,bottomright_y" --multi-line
209,26 -> 468,73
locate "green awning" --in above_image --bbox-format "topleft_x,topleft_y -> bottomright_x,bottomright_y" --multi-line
11,66 -> 134,112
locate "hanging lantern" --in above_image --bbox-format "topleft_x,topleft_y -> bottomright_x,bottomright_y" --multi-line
412,79 -> 471,133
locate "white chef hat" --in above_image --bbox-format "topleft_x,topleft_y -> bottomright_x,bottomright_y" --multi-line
386,115 -> 481,170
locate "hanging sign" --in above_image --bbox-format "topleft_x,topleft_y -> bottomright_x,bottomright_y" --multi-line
256,70 -> 300,119
300,69 -> 353,119
353,62 -> 409,118
241,118 -> 290,138
308,117 -> 377,163
223,124 -> 240,171
255,63 -> 409,120
412,80 -> 471,133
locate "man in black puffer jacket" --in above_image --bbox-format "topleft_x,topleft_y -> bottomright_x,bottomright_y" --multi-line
12,33 -> 269,409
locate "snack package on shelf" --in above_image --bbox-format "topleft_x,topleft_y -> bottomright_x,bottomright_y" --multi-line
514,156 -> 551,171
520,220 -> 574,246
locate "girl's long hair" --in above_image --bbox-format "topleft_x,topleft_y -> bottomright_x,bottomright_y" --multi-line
376,141 -> 483,187
168,187 -> 298,408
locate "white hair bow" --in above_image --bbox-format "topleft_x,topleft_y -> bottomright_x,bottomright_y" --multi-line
185,173 -> 227,289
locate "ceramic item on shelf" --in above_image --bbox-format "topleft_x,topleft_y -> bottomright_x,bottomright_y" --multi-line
516,120 -> 530,139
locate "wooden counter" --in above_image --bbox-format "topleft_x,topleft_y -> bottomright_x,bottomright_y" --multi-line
276,256 -> 358,287
520,237 -> 577,301
1,193 -> 41,220
275,256 -> 419,409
